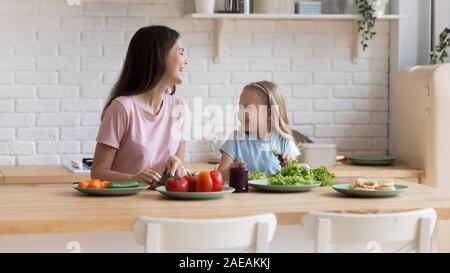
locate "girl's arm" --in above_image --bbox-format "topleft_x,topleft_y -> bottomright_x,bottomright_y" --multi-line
91,143 -> 161,184
279,139 -> 301,166
279,152 -> 295,167
218,153 -> 234,182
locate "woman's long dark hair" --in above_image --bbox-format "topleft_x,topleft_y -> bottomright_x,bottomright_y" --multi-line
102,25 -> 180,118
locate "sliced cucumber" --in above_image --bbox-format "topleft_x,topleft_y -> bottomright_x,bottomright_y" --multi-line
106,180 -> 139,188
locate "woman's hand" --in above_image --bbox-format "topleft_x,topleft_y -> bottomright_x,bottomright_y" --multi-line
279,152 -> 292,167
133,169 -> 161,187
166,155 -> 184,177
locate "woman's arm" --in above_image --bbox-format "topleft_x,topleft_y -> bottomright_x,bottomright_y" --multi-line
176,141 -> 185,162
218,152 -> 234,182
91,143 -> 133,181
166,141 -> 186,177
91,143 -> 161,184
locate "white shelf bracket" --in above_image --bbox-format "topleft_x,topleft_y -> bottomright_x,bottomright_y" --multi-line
213,19 -> 225,64
352,20 -> 362,64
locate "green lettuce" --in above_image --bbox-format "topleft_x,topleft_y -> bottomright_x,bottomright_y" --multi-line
249,171 -> 267,180
265,160 -> 335,186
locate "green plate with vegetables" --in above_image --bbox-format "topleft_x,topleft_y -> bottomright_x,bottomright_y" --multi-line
72,180 -> 150,196
155,186 -> 235,200
332,183 -> 408,198
248,161 -> 335,193
249,179 -> 321,192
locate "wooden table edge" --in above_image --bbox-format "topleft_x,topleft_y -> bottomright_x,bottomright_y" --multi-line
2,208 -> 450,235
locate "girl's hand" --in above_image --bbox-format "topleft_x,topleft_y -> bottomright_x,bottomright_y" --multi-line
133,169 -> 161,187
279,152 -> 292,167
166,155 -> 184,177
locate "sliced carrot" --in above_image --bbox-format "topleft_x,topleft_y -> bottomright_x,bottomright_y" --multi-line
87,180 -> 98,188
79,180 -> 90,188
92,181 -> 102,189
79,179 -> 108,189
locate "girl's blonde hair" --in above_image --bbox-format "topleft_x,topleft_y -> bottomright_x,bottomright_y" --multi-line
244,81 -> 294,140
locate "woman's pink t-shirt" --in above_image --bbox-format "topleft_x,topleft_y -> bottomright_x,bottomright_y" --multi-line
96,94 -> 187,175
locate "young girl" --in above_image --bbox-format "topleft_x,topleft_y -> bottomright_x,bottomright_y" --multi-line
218,81 -> 300,180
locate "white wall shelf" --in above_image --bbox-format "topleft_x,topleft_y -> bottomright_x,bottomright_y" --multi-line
184,13 -> 405,63
186,13 -> 404,20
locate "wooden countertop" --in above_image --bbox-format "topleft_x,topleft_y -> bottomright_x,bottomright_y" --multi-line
0,165 -> 91,184
0,162 -> 425,184
0,182 -> 449,234
189,162 -> 425,179
328,163 -> 425,181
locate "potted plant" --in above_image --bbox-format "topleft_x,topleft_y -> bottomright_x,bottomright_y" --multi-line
372,0 -> 389,17
430,28 -> 450,64
355,0 -> 389,51
341,0 -> 388,15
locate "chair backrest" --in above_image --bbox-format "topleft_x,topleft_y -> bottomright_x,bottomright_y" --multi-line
132,213 -> 277,253
302,208 -> 437,253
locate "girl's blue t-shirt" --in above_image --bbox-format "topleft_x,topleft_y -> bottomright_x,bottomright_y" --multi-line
219,131 -> 301,175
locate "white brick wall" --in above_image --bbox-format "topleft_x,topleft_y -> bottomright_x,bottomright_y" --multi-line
0,0 -> 390,165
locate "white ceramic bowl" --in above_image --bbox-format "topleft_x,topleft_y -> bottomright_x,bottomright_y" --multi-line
298,143 -> 337,167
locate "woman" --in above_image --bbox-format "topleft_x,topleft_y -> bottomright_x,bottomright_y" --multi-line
91,26 -> 188,186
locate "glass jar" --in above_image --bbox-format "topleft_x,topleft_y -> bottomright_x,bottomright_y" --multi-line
229,160 -> 248,193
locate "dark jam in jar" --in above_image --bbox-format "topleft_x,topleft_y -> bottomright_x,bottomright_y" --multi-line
229,160 -> 248,193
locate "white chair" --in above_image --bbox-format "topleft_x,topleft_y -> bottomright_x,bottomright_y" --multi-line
302,208 -> 437,253
132,213 -> 277,253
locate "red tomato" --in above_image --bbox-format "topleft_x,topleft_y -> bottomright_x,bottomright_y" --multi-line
210,170 -> 223,192
183,174 -> 199,192
196,171 -> 213,192
166,177 -> 189,192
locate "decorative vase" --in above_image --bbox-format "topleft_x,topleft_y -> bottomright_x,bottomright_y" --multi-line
372,0 -> 389,17
340,0 -> 390,16
195,0 -> 216,14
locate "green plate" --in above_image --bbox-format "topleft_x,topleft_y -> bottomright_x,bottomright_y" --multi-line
155,186 -> 235,200
72,182 -> 150,196
249,179 -> 321,193
348,154 -> 396,166
332,183 -> 408,198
